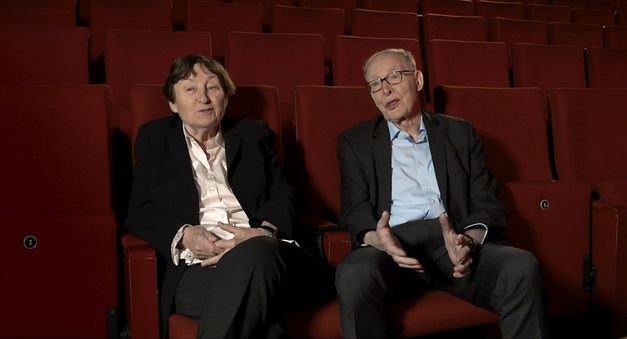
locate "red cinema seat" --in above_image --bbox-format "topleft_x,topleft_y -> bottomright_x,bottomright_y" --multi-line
475,0 -> 526,20
586,47 -> 627,87
231,0 -> 293,30
525,4 -> 572,23
549,22 -> 604,47
362,0 -> 418,13
89,0 -> 172,71
572,7 -> 617,25
589,0 -> 622,9
332,35 -> 422,86
488,17 -> 549,66
0,25 -> 89,85
0,85 -> 113,211
512,43 -> 586,96
225,31 -> 325,159
0,85 -> 117,338
553,0 -> 587,8
300,0 -> 357,31
0,0 -> 75,26
549,88 -> 627,337
438,86 -> 592,318
423,14 -> 488,42
352,8 -> 421,39
604,25 -> 627,47
427,39 -> 509,110
272,5 -> 345,61
184,1 -> 263,61
420,0 -> 475,16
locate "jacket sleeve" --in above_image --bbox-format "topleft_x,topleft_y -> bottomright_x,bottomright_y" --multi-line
124,124 -> 190,260
337,132 -> 379,243
454,123 -> 508,239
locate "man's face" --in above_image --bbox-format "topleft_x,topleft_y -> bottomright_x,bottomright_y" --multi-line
168,63 -> 228,133
365,53 -> 423,124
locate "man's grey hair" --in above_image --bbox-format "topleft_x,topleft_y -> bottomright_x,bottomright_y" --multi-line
363,48 -> 418,79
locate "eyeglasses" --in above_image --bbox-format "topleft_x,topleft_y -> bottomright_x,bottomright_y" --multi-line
365,70 -> 416,93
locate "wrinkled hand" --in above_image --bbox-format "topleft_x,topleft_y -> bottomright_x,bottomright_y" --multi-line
365,211 -> 424,271
201,223 -> 273,267
181,226 -> 224,261
439,214 -> 474,278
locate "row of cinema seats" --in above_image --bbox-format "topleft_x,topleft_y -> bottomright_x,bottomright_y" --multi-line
2,0 -> 627,66
120,85 -> 627,338
3,0 -> 627,29
3,25 -> 626,172
1,0 -> 626,338
1,83 -> 625,338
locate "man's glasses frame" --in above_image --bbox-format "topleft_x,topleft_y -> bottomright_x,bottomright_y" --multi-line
365,70 -> 416,93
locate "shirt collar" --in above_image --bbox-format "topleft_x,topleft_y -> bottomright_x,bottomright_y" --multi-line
387,115 -> 427,143
182,123 -> 225,150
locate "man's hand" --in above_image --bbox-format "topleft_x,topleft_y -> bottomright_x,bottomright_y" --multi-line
199,223 -> 273,267
181,226 -> 224,260
364,211 -> 424,271
439,214 -> 474,278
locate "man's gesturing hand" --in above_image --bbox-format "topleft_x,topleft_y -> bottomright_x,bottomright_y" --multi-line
439,214 -> 474,278
364,211 -> 424,271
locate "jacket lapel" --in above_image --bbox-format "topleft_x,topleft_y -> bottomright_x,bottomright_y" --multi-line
168,117 -> 200,224
372,116 -> 392,213
222,118 -> 242,180
423,112 -> 449,211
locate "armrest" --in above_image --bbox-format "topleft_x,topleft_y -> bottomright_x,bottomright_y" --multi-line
591,201 -> 627,338
121,233 -> 160,339
299,214 -> 351,268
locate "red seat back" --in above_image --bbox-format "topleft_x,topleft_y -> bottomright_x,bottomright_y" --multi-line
488,18 -> 548,66
427,39 -> 509,106
332,35 -> 422,86
0,26 -> 89,85
525,3 -> 572,23
512,43 -> 586,91
352,9 -> 420,39
362,0 -> 418,12
550,22 -> 604,47
421,0 -> 475,16
586,47 -> 627,88
184,1 -> 262,60
294,86 -> 380,219
0,85 -> 112,212
604,25 -> 627,48
0,0 -> 75,26
572,7 -> 617,25
550,88 -> 627,185
89,0 -> 172,65
439,86 -> 551,182
272,5 -> 345,60
475,0 -> 525,19
423,14 -> 488,42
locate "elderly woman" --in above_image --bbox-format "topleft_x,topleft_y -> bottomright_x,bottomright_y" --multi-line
126,54 -> 330,338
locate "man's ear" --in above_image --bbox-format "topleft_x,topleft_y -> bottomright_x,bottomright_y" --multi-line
168,101 -> 178,114
415,70 -> 424,92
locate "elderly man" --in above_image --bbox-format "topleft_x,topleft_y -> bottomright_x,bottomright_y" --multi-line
334,49 -> 549,338
126,54 -> 331,338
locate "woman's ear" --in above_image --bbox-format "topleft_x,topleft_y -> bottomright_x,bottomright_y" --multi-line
168,101 -> 178,114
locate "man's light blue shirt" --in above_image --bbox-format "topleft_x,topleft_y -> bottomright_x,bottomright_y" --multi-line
387,117 -> 488,243
388,117 -> 445,227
